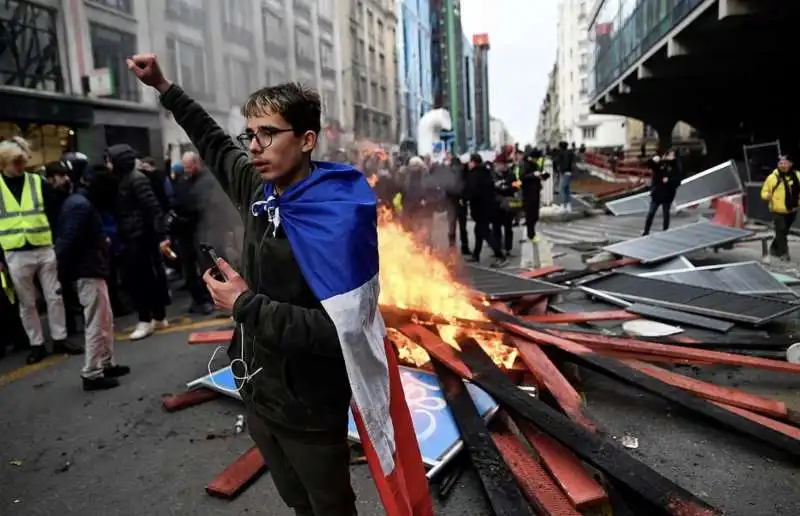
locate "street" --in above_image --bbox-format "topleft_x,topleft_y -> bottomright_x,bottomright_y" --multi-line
1,219 -> 799,515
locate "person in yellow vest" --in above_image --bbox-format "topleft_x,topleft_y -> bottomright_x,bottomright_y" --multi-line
761,155 -> 800,262
0,137 -> 78,364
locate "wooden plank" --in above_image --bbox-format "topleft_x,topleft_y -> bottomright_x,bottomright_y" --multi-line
711,402 -> 800,440
511,336 -> 595,431
511,416 -> 608,510
205,446 -> 267,499
597,351 -> 714,367
518,265 -> 565,279
622,359 -> 790,420
432,360 -> 535,515
161,388 -> 220,412
189,330 -> 234,345
523,311 -> 638,324
551,329 -> 800,374
490,426 -> 581,515
487,309 -> 800,461
453,338 -> 721,516
397,324 -> 473,379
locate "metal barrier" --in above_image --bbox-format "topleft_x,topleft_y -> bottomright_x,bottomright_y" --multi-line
542,158 -> 555,206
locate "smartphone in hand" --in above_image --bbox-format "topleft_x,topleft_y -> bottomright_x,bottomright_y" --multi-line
198,243 -> 227,282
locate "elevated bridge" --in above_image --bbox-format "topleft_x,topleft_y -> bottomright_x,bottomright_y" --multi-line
588,0 -> 800,161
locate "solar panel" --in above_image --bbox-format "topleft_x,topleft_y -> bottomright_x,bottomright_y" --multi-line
602,222 -> 752,263
582,273 -> 800,325
464,265 -> 567,300
640,261 -> 796,296
606,160 -> 743,216
617,256 -> 694,275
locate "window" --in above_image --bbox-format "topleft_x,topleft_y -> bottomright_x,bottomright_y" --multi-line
294,27 -> 314,68
90,23 -> 139,101
579,77 -> 588,96
370,81 -> 378,107
166,37 -> 209,98
323,89 -> 337,120
165,0 -> 205,24
262,8 -> 288,57
89,0 -> 132,14
378,53 -> 385,81
358,77 -> 367,104
293,0 -> 311,17
369,48 -> 376,72
0,1 -> 63,92
228,58 -> 251,102
367,9 -> 374,40
320,42 -> 334,77
222,0 -> 251,44
377,20 -> 384,46
582,126 -> 596,140
380,86 -> 387,112
355,1 -> 363,22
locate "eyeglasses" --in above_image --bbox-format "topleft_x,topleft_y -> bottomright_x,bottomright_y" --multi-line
237,128 -> 294,149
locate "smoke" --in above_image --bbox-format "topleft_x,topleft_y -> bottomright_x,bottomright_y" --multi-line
192,174 -> 245,270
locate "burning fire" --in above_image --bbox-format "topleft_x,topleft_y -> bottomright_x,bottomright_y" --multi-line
366,174 -> 379,187
378,209 -> 518,368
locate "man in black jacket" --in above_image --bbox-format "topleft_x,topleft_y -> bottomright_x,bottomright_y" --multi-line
643,148 -> 682,235
466,154 -> 507,267
55,165 -> 130,390
129,54 -> 356,515
106,144 -> 170,340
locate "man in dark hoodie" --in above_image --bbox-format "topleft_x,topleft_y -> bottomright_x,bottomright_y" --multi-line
54,162 -> 130,390
466,153 -> 507,267
105,144 -> 170,340
128,54 -> 364,515
642,147 -> 682,236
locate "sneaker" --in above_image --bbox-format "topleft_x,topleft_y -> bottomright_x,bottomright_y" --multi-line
490,257 -> 509,268
53,339 -> 83,355
26,346 -> 48,365
188,302 -> 214,315
565,204 -> 573,213
104,365 -> 131,378
129,321 -> 154,340
153,319 -> 170,330
83,376 -> 120,391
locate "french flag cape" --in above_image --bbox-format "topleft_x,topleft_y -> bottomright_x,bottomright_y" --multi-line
264,162 -> 434,516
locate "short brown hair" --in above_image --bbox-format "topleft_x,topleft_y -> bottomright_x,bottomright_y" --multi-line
241,82 -> 321,135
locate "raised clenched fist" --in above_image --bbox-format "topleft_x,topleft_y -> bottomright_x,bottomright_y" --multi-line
126,53 -> 171,92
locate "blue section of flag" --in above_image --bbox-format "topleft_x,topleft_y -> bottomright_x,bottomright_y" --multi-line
264,161 -> 379,300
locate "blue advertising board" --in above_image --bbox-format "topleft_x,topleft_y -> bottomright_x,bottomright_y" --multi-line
187,366 -> 498,468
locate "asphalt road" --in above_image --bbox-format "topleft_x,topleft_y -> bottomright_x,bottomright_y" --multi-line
1,217 -> 799,515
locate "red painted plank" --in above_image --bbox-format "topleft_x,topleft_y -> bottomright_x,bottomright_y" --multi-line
711,402 -> 800,440
491,428 -> 581,515
189,330 -> 234,345
162,388 -> 220,412
518,265 -> 565,279
523,311 -> 638,324
623,359 -> 789,420
512,417 -> 608,510
206,446 -> 267,499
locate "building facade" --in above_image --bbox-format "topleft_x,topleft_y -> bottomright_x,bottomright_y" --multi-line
396,0 -> 433,143
472,33 -> 490,150
556,0 -> 625,149
536,63 -> 562,147
430,0 -> 467,153
338,0 -> 398,146
489,117 -> 511,151
0,0 -> 164,167
461,35 -> 476,151
0,0 -> 345,166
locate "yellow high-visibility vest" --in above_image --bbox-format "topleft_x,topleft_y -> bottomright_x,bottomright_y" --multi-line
1,270 -> 15,305
392,192 -> 403,214
0,173 -> 53,251
536,157 -> 544,169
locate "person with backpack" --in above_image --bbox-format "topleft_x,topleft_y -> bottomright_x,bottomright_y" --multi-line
761,155 -> 800,261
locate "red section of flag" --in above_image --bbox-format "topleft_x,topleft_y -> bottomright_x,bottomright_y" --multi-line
351,340 -> 434,516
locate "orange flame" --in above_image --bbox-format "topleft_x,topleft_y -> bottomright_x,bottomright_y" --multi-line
378,209 -> 517,368
367,175 -> 379,187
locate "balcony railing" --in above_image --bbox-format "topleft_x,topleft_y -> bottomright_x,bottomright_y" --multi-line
592,0 -> 704,98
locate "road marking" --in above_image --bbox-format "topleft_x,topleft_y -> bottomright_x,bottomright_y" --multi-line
0,354 -> 68,388
115,317 -> 233,341
0,318 -> 233,388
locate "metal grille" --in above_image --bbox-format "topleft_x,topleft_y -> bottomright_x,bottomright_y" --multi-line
583,273 -> 800,325
640,261 -> 796,297
606,160 -> 743,216
464,265 -> 567,300
602,221 -> 752,263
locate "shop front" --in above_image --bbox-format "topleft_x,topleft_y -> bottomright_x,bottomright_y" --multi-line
0,87 -> 163,169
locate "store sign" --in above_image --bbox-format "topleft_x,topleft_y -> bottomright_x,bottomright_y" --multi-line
88,68 -> 114,97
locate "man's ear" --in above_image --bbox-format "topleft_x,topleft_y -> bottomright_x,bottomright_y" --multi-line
301,131 -> 318,153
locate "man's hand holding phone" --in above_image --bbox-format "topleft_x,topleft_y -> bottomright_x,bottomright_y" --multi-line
203,259 -> 249,313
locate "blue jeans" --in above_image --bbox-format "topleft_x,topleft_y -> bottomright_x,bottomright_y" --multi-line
559,172 -> 572,206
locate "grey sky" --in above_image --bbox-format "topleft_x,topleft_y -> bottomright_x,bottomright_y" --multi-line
460,0 -> 558,144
